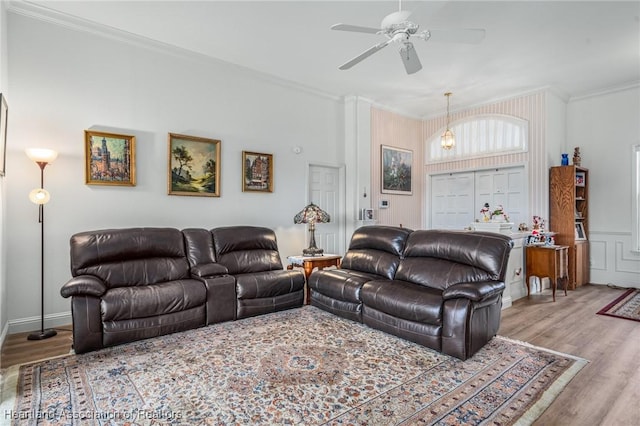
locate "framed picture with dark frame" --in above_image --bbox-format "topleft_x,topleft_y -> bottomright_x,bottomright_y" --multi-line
85,130 -> 136,186
575,222 -> 587,240
381,145 -> 413,195
242,151 -> 273,193
168,133 -> 221,197
0,94 -> 7,176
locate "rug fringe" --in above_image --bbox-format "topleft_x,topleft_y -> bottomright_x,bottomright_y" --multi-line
1,364 -> 20,416
513,357 -> 588,426
495,335 -> 589,363
494,336 -> 588,426
1,351 -> 75,407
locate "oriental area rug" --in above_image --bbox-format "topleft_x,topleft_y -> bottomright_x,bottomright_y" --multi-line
597,288 -> 640,322
2,306 -> 586,425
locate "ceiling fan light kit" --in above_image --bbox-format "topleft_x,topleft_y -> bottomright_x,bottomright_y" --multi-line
331,0 -> 486,75
441,92 -> 455,150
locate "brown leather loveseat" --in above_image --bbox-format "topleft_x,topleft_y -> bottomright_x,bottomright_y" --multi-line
308,226 -> 513,360
60,226 -> 304,353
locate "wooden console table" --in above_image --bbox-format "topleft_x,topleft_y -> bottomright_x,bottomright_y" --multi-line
287,254 -> 341,304
525,245 -> 569,302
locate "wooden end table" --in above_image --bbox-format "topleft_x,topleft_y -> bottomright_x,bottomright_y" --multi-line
525,245 -> 569,302
287,254 -> 341,304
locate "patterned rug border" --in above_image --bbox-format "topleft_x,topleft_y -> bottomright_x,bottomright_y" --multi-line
494,336 -> 588,426
1,311 -> 589,426
596,288 -> 640,322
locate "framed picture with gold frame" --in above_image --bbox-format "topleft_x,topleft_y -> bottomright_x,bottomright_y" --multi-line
85,130 -> 136,186
168,133 -> 221,197
242,151 -> 273,192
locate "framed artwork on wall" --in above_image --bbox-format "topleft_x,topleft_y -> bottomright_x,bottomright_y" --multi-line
168,133 -> 221,197
381,145 -> 413,195
575,222 -> 587,240
85,130 -> 136,186
242,151 -> 273,192
0,94 -> 7,176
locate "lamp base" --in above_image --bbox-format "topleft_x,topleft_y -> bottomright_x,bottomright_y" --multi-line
302,247 -> 324,257
27,329 -> 57,341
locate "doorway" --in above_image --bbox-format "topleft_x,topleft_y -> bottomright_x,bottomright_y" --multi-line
308,164 -> 346,255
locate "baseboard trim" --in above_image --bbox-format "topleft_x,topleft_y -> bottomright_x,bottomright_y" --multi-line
8,312 -> 72,334
501,296 -> 513,309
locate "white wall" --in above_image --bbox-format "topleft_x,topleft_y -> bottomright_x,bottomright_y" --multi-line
0,0 -> 9,343
5,12 -> 346,331
567,84 -> 640,287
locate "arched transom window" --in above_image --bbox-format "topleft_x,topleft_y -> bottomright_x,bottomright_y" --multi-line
427,114 -> 529,163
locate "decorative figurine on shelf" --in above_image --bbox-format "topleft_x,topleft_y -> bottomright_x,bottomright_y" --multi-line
480,203 -> 509,223
480,203 -> 491,222
561,153 -> 569,166
573,147 -> 581,166
532,215 -> 545,233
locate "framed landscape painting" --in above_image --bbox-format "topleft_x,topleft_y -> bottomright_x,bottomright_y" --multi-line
168,133 -> 221,197
85,130 -> 136,186
242,151 -> 273,193
381,145 -> 412,195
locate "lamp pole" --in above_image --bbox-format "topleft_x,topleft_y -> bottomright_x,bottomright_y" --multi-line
26,149 -> 58,341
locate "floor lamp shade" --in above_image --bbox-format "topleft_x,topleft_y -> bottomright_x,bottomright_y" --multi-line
26,148 -> 58,341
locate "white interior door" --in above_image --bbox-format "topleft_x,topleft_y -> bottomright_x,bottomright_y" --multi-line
431,172 -> 475,229
309,165 -> 344,255
475,168 -> 526,225
430,166 -> 526,229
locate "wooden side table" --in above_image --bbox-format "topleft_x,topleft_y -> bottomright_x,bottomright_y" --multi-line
525,245 -> 569,302
287,254 -> 341,304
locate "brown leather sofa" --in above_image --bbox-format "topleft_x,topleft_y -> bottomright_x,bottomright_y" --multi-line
60,226 -> 304,353
308,226 -> 513,360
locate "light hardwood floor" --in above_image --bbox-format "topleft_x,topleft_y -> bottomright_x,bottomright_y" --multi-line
1,284 -> 639,425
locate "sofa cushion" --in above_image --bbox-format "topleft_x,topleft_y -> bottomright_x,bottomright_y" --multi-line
361,280 -> 444,325
235,270 -> 304,299
212,226 -> 283,274
340,226 -> 412,279
70,228 -> 190,287
308,269 -> 383,303
396,230 -> 513,289
395,257 -> 496,291
101,280 -> 207,321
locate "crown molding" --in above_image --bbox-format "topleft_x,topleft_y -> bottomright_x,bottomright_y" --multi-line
7,0 -> 342,103
568,80 -> 640,103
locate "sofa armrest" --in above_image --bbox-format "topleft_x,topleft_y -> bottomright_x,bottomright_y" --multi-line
191,263 -> 229,278
442,281 -> 505,302
60,275 -> 107,298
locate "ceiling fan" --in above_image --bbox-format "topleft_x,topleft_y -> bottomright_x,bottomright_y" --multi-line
331,0 -> 486,74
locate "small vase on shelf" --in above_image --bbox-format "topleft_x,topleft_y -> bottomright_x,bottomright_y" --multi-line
561,153 -> 569,166
573,147 -> 581,166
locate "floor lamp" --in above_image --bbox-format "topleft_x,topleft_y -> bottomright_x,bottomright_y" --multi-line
26,148 -> 58,340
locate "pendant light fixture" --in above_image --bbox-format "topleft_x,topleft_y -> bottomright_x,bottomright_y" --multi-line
441,92 -> 455,150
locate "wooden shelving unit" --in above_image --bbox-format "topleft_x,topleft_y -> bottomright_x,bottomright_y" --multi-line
549,165 -> 590,289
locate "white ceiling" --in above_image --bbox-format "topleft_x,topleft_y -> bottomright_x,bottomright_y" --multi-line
15,0 -> 640,117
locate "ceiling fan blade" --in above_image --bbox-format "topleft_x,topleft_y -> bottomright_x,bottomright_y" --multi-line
381,10 -> 413,29
331,23 -> 381,34
338,39 -> 393,70
399,42 -> 422,74
425,28 -> 486,44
